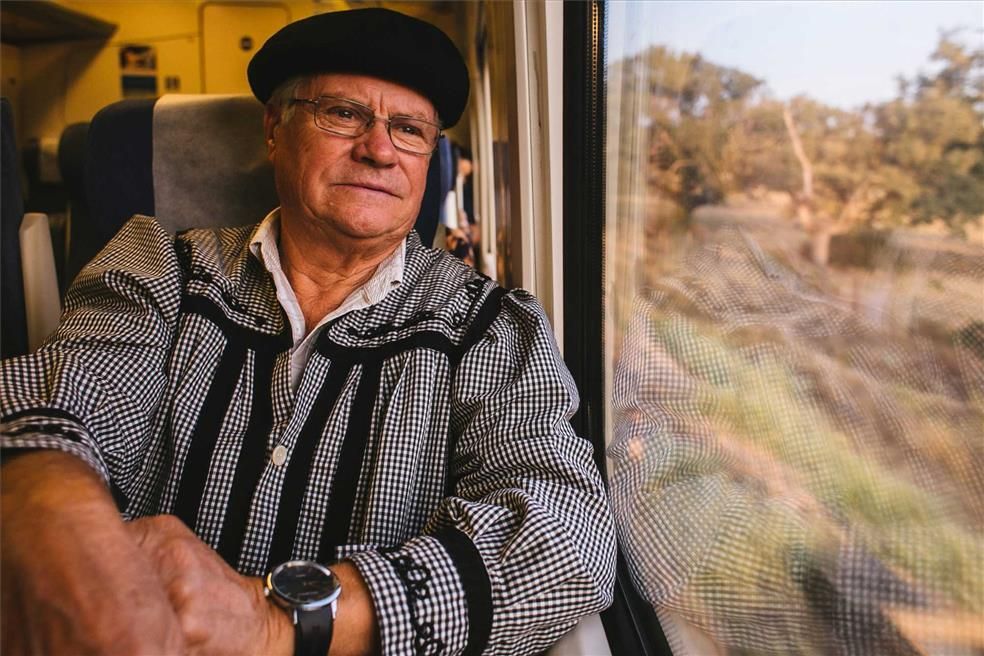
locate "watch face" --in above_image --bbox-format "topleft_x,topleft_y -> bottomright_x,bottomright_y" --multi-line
270,561 -> 340,609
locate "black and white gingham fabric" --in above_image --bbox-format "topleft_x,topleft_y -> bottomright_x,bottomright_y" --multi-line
609,228 -> 983,655
0,215 -> 616,655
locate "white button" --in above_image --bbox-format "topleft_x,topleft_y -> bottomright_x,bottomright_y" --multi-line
271,444 -> 288,467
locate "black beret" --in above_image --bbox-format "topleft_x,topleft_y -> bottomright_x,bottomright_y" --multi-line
247,8 -> 469,127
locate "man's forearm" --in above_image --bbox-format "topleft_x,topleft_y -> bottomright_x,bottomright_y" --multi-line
2,449 -> 115,513
1,449 -> 185,655
1,449 -> 127,557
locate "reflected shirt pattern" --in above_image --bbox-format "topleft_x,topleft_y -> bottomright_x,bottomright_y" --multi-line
609,226 -> 983,655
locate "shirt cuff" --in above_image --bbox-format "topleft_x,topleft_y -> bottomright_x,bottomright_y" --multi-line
347,528 -> 492,656
0,410 -> 110,484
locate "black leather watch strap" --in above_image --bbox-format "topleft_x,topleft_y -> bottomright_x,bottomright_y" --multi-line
294,604 -> 334,656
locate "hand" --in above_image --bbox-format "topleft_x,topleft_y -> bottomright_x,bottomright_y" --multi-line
126,515 -> 293,656
1,451 -> 186,656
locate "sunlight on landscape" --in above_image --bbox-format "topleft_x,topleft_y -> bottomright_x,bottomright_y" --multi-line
604,2 -> 983,653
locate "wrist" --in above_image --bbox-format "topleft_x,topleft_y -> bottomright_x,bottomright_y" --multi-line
263,562 -> 340,656
2,453 -> 121,550
329,560 -> 379,656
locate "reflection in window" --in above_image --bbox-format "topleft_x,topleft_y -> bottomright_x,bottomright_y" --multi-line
604,2 -> 983,654
482,1 -> 518,287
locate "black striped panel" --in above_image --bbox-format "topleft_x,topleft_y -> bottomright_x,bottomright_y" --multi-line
265,360 -> 352,569
173,338 -> 247,530
1,407 -> 87,424
171,293 -> 289,532
316,359 -> 383,563
216,347 -> 277,568
180,294 -> 291,351
314,287 -> 507,367
435,527 -> 492,656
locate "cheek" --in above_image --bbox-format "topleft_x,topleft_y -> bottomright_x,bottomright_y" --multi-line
406,160 -> 431,200
294,151 -> 339,199
287,131 -> 337,173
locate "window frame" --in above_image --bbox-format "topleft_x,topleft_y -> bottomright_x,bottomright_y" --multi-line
562,2 -> 674,654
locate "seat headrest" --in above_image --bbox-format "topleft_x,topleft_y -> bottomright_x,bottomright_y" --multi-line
152,94 -> 279,234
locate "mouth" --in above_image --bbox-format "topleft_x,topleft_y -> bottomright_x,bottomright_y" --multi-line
337,182 -> 400,198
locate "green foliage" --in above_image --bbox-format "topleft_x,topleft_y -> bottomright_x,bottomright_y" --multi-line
643,301 -> 984,615
611,46 -> 765,211
612,33 -> 984,236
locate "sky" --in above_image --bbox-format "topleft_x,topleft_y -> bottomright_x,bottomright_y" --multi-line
607,0 -> 983,109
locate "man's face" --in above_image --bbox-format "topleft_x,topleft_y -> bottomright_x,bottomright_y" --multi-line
265,73 -> 436,244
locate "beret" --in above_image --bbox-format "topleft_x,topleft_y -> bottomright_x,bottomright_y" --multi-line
248,8 -> 469,127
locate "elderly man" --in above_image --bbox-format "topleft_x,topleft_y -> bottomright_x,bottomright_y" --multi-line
0,8 -> 615,656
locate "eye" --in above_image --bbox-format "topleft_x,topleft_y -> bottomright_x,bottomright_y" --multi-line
322,105 -> 360,122
395,122 -> 425,138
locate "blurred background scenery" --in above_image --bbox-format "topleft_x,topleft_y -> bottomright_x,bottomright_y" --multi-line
1,1 -> 980,653
604,2 -> 983,654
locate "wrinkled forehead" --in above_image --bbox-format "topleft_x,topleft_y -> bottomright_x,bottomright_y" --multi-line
299,73 -> 439,122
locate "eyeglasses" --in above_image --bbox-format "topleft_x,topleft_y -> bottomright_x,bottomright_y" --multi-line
289,96 -> 442,156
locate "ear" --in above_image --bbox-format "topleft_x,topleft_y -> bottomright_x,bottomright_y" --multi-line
263,104 -> 281,160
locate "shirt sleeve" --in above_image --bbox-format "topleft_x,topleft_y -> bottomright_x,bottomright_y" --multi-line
348,288 -> 617,655
0,215 -> 184,502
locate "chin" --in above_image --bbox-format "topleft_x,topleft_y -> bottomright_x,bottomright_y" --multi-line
314,194 -> 418,241
332,214 -> 413,241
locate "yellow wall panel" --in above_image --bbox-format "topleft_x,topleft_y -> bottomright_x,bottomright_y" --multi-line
11,1 -> 467,145
201,3 -> 289,94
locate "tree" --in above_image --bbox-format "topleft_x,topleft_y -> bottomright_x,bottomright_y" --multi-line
610,46 -> 764,214
608,32 -> 984,265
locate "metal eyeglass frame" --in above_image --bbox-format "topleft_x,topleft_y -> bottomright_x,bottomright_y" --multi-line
289,95 -> 443,156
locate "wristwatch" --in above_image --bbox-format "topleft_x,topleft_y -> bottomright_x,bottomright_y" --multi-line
264,560 -> 342,656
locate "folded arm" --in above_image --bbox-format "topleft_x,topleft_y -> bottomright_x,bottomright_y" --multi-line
1,217 -> 186,654
346,290 -> 617,655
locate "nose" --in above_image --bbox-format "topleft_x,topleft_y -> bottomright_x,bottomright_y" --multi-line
352,119 -> 398,168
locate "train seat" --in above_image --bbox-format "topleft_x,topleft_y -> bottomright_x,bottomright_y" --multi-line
1,97 -> 29,358
78,94 -> 443,255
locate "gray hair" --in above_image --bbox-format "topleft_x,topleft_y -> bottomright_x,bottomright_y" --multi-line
267,75 -> 306,123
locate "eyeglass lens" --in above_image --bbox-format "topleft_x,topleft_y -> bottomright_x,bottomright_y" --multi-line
312,97 -> 439,154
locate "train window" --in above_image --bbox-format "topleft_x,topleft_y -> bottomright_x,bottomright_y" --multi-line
600,1 -> 983,654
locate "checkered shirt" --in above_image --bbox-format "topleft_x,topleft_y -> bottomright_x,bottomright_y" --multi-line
0,215 -> 616,655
